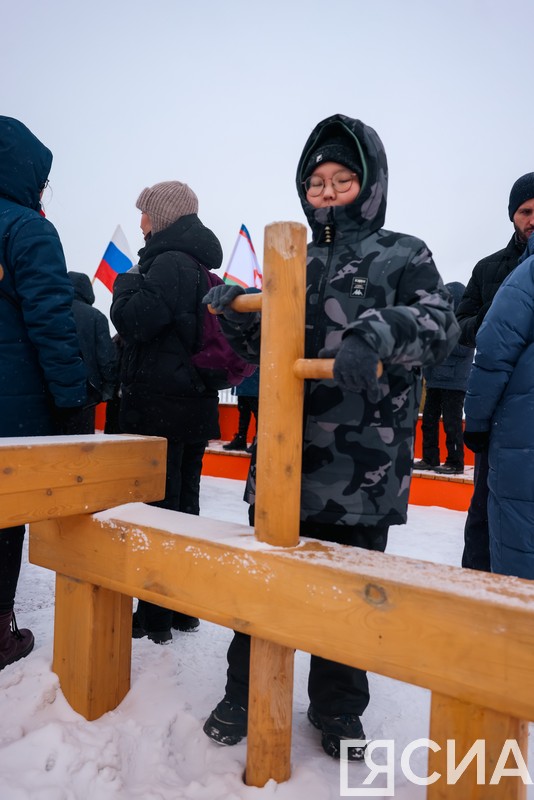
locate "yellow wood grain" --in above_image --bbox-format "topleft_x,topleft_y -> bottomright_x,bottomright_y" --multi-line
29,510 -> 534,722
428,693 -> 527,800
254,221 -> 308,548
246,637 -> 295,787
0,435 -> 167,526
53,573 -> 132,720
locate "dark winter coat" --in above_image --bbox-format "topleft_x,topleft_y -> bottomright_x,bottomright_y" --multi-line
68,272 -> 118,404
456,236 -> 525,347
423,282 -> 474,391
219,114 -> 460,526
0,117 -> 86,437
464,235 -> 534,578
110,214 -> 223,442
233,368 -> 259,397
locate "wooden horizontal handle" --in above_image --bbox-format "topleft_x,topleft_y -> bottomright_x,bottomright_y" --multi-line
293,358 -> 384,380
208,293 -> 263,315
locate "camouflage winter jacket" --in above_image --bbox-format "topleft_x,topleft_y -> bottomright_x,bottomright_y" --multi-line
220,114 -> 460,526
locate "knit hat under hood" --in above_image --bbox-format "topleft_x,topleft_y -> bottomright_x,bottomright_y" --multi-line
302,133 -> 363,181
296,114 -> 388,243
136,181 -> 199,234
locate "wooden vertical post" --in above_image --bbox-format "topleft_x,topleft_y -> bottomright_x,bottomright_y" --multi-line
254,221 -> 308,548
427,692 -> 528,800
52,573 -> 132,721
245,221 -> 308,787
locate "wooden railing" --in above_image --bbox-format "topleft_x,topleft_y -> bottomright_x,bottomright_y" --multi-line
0,222 -> 531,799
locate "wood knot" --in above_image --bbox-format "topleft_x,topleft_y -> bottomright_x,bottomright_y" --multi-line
364,583 -> 387,605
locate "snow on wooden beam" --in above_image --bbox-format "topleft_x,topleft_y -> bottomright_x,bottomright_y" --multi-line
0,434 -> 167,527
29,504 -> 534,723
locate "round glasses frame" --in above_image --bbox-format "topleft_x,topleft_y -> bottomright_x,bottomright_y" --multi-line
303,171 -> 359,197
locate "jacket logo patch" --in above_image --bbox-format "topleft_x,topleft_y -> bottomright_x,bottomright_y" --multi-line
350,277 -> 367,297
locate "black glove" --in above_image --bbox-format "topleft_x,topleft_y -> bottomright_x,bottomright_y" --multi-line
202,284 -> 246,322
319,334 -> 381,401
463,430 -> 490,453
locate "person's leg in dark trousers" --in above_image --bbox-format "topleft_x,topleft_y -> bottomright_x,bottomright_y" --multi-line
440,389 -> 465,469
222,515 -> 389,717
461,449 -> 490,570
0,526 -> 25,612
420,388 -> 442,466
179,441 -> 207,514
58,405 -> 96,434
0,525 -> 34,668
237,397 -> 252,439
136,440 -> 206,633
303,520 -> 389,716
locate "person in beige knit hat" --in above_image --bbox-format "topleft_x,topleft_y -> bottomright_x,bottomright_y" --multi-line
111,178 -> 223,643
136,180 -> 199,236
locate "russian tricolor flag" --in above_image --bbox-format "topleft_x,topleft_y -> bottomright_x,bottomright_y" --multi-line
223,224 -> 262,289
94,225 -> 134,292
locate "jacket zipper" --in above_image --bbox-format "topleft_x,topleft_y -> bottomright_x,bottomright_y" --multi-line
312,218 -> 335,356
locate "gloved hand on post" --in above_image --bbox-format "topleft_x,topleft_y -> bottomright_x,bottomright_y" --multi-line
319,334 -> 381,401
202,285 -> 246,323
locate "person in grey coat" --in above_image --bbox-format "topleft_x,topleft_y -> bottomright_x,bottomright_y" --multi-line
414,281 -> 474,474
201,113 -> 460,760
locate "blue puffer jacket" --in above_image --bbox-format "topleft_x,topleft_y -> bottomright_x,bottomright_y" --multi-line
0,117 -> 86,436
423,282 -> 474,391
464,235 -> 534,578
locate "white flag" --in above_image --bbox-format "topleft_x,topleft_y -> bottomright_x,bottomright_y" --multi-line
223,224 -> 262,289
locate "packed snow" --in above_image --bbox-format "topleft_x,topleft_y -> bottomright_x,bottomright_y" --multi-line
2,476 -> 532,799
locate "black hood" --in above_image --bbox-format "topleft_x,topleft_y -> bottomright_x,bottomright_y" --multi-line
138,213 -> 223,273
296,114 -> 388,243
0,116 -> 52,211
68,271 -> 95,305
445,281 -> 466,312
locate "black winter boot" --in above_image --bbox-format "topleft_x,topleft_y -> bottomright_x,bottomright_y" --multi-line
203,697 -> 248,745
172,611 -> 200,632
0,610 -> 34,670
132,601 -> 172,644
307,705 -> 367,761
223,433 -> 247,451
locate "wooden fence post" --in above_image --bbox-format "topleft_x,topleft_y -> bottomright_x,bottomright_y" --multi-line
245,221 -> 307,787
53,572 -> 132,721
427,693 -> 528,800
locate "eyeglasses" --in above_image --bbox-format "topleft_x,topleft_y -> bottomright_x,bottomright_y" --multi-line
41,179 -> 49,191
303,170 -> 359,197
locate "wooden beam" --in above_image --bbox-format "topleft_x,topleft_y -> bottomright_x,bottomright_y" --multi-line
29,508 -> 534,721
0,434 -> 167,527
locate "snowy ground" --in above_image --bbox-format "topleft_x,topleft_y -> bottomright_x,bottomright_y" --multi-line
1,476 -> 532,799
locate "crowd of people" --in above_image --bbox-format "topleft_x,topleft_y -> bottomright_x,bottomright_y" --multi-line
1,111 -> 533,763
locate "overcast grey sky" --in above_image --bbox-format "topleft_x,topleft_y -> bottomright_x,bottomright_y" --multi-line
3,0 -> 532,318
